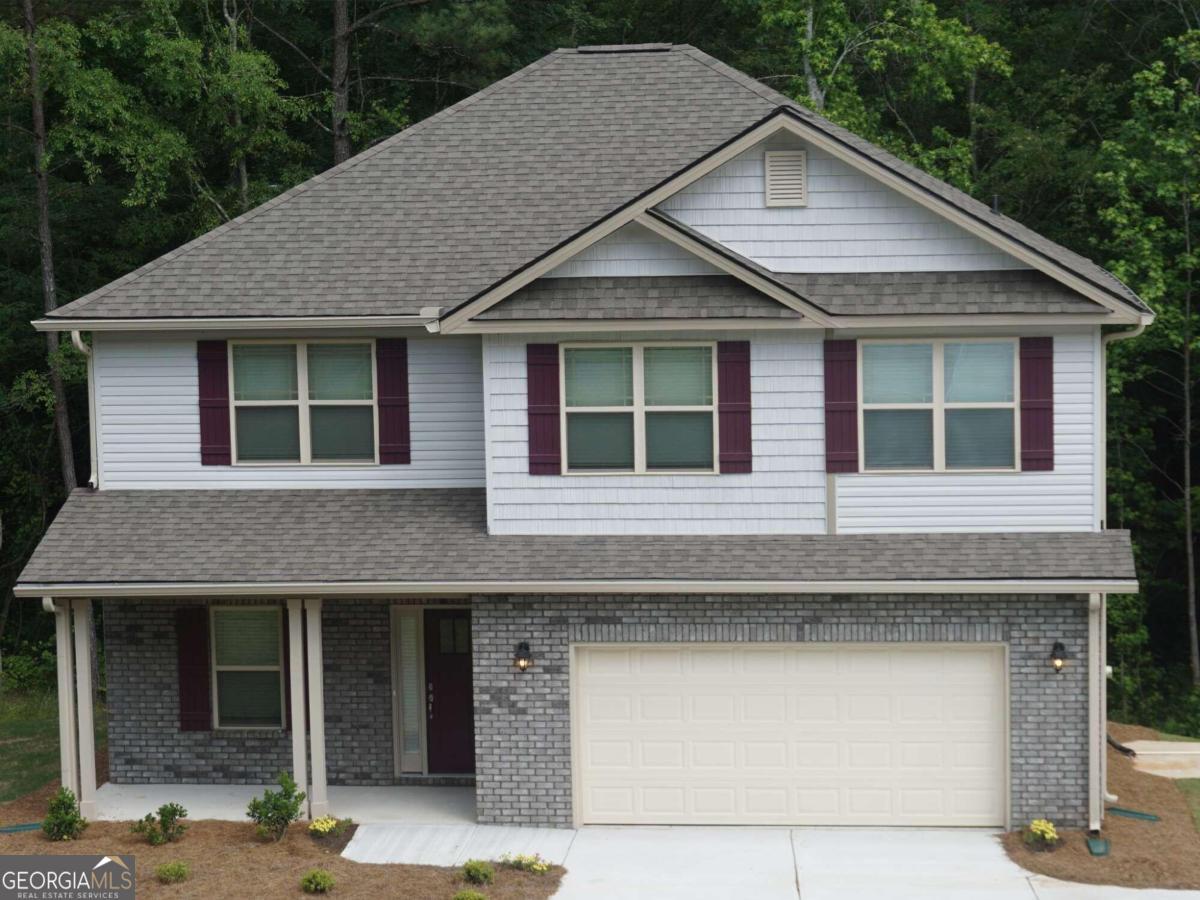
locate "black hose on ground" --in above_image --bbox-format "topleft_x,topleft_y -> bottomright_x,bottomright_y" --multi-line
1108,733 -> 1137,757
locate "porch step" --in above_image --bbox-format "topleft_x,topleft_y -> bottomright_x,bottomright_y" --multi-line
394,775 -> 475,787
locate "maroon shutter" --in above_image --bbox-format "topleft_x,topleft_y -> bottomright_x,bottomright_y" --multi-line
824,340 -> 859,473
1020,337 -> 1054,471
376,338 -> 411,464
197,341 -> 231,465
176,607 -> 211,732
527,344 -> 562,474
717,341 -> 752,473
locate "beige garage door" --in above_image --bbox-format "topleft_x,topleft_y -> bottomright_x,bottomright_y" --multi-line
574,644 -> 1007,826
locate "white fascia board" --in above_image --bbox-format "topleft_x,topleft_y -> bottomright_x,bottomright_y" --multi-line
455,317 -> 818,334
769,115 -> 1149,324
632,212 -> 836,327
437,112 -> 794,333
17,578 -> 1138,598
440,110 -> 1147,333
33,315 -> 434,333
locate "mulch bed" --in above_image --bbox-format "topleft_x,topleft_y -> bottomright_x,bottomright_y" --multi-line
1,789 -> 563,899
309,821 -> 358,855
1001,722 -> 1200,889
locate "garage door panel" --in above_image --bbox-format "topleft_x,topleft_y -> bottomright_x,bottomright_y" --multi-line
576,644 -> 1007,826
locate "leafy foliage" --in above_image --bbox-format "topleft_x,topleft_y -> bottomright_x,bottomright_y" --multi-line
42,786 -> 86,841
247,772 -> 305,841
131,801 -> 189,845
1,0 -> 1200,734
462,859 -> 495,885
300,868 -> 335,894
155,861 -> 190,884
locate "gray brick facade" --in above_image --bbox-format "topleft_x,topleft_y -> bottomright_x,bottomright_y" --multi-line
105,592 -> 1091,831
471,593 -> 1090,829
103,598 -> 395,786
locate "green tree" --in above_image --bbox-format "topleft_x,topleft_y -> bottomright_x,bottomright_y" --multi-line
1098,31 -> 1200,685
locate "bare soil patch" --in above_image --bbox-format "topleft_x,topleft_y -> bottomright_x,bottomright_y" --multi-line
1002,722 -> 1200,889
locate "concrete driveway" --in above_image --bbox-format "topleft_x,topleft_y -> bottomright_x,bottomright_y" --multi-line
553,827 -> 1200,899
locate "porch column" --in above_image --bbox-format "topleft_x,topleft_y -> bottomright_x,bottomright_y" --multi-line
1087,593 -> 1103,831
47,599 -> 78,797
71,598 -> 98,818
305,598 -> 329,818
287,599 -> 309,818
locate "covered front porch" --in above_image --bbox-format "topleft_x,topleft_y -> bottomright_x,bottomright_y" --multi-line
91,782 -> 476,824
44,595 -> 479,823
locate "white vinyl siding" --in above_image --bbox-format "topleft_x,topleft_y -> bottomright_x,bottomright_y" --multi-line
658,133 -> 1028,274
546,222 -> 722,278
483,331 -> 826,535
93,333 -> 485,489
836,331 -> 1099,533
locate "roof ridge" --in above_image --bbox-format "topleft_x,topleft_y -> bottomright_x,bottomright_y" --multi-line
52,49 -> 572,317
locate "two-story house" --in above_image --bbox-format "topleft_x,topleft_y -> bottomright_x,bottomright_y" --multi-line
16,44 -> 1148,834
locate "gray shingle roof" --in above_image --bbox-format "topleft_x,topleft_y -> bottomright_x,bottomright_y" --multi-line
476,275 -> 800,320
18,489 -> 1137,588
45,45 -> 1147,323
774,270 -> 1105,316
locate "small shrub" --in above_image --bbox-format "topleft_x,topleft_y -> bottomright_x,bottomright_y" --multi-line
462,859 -> 494,885
1023,818 -> 1060,851
499,852 -> 551,874
155,861 -> 190,885
300,868 -> 335,894
42,787 -> 87,841
452,892 -> 487,900
247,772 -> 306,842
132,802 -> 188,845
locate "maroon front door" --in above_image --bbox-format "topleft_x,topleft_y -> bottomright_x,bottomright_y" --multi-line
424,609 -> 475,774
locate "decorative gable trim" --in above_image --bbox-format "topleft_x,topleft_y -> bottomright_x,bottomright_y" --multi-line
436,109 -> 1146,334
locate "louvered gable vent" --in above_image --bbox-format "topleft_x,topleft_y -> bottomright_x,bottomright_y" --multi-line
764,150 -> 807,207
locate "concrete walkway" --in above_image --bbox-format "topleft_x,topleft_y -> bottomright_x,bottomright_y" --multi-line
1127,740 -> 1200,779
343,824 -> 1200,899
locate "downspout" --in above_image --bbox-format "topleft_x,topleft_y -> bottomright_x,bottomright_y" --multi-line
1094,319 -> 1148,817
70,331 -> 98,490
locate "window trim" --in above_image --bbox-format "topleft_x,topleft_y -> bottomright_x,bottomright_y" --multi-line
559,341 -> 720,475
209,605 -> 285,731
857,337 -> 1021,474
227,338 -> 379,466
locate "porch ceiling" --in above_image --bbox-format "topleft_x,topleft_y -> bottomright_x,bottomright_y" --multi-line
16,488 -> 1136,595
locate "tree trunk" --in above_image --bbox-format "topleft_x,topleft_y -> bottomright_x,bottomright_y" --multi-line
224,0 -> 250,212
1184,196 -> 1199,685
22,0 -> 77,495
332,0 -> 351,165
802,4 -> 826,111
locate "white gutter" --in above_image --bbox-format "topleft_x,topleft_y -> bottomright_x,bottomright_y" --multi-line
35,314 -> 438,333
15,578 -> 1139,599
70,331 -> 99,490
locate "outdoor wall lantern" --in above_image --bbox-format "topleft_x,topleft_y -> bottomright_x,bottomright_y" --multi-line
1050,641 -> 1067,674
514,641 -> 534,672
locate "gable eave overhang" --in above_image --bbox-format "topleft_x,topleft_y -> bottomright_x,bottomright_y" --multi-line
32,311 -> 442,333
437,107 -> 1149,334
15,577 -> 1139,599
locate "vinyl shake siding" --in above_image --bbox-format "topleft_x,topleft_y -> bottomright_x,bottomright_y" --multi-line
834,330 -> 1100,533
483,330 -> 827,535
93,333 -> 485,489
658,133 -> 1029,274
483,329 -> 1100,535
